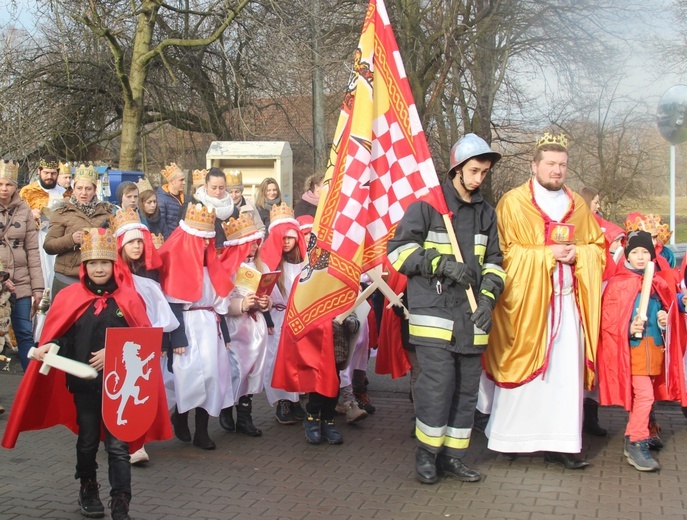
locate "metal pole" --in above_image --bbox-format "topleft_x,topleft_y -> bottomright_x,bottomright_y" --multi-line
670,144 -> 676,245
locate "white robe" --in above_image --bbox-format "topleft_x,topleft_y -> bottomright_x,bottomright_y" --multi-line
485,179 -> 584,453
226,260 -> 269,400
163,268 -> 234,416
132,274 -> 179,332
263,262 -> 300,405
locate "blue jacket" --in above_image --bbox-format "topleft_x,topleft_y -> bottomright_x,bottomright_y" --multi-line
156,186 -> 185,239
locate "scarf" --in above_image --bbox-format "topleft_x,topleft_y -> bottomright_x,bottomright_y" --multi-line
301,190 -> 319,206
264,196 -> 281,211
195,186 -> 235,220
70,196 -> 101,218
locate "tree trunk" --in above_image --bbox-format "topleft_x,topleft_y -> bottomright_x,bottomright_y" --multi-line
311,0 -> 326,174
118,1 -> 158,170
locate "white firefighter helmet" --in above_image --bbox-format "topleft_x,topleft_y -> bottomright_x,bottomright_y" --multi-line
449,133 -> 501,176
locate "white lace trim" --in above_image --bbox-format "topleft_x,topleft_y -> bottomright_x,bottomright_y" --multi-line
179,219 -> 216,238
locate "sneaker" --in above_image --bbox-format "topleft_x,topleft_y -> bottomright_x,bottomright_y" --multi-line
291,400 -> 306,421
341,400 -> 368,424
109,494 -> 131,520
275,400 -> 297,425
625,438 -> 660,471
354,391 -> 376,414
304,412 -> 322,444
78,478 -> 105,518
648,421 -> 663,450
130,446 -> 149,465
321,419 -> 344,444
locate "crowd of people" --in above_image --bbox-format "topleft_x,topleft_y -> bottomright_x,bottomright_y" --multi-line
0,131 -> 686,518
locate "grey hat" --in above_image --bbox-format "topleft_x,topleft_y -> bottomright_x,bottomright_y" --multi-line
449,133 -> 501,174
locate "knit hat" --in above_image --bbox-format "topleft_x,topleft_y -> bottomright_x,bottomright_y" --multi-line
121,228 -> 145,247
625,230 -> 655,260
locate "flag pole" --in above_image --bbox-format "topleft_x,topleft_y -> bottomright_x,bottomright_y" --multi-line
443,214 -> 478,312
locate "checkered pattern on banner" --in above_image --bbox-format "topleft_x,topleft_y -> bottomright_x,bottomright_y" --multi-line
328,112 -> 444,258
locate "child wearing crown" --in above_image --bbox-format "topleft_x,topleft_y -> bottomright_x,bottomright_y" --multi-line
2,228 -> 171,520
219,213 -> 272,436
158,203 -> 234,450
111,208 -> 179,464
260,203 -> 320,430
597,230 -> 687,471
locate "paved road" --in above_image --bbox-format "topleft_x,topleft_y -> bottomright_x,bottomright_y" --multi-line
1,362 -> 686,519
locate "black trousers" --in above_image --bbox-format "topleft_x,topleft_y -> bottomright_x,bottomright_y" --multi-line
413,346 -> 482,459
73,391 -> 131,500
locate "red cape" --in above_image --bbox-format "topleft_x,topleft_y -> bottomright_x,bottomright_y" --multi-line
271,315 -> 340,398
2,263 -> 172,450
375,263 -> 411,379
598,264 -> 687,410
595,214 -> 623,281
158,226 -> 232,301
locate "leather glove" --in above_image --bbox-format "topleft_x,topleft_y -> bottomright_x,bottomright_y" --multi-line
435,256 -> 476,289
470,296 -> 495,333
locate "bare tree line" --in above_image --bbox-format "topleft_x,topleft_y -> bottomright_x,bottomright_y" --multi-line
0,0 -> 683,211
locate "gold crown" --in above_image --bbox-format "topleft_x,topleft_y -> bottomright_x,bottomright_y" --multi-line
183,203 -> 216,233
81,228 -> 117,262
0,160 -> 19,183
192,168 -> 208,188
222,213 -> 259,242
73,163 -> 98,185
625,212 -> 658,235
161,163 -> 184,182
110,207 -> 142,235
225,169 -> 243,188
58,161 -> 71,175
135,177 -> 153,192
270,202 -> 295,224
657,222 -> 672,244
39,157 -> 60,170
152,233 -> 164,249
535,132 -> 568,149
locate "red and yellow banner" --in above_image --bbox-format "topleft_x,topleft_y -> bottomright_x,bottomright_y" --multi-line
286,0 -> 447,339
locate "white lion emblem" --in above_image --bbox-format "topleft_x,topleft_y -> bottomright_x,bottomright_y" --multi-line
104,341 -> 155,426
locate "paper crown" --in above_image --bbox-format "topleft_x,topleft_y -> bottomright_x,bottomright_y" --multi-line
39,157 -> 60,170
81,228 -> 117,262
222,213 -> 261,243
270,202 -> 294,224
110,207 -> 144,237
183,203 -> 216,233
73,163 -> 98,185
0,160 -> 19,184
135,177 -> 153,192
657,222 -> 672,245
152,233 -> 164,249
192,168 -> 208,188
161,163 -> 184,182
535,132 -> 568,149
58,161 -> 71,175
225,169 -> 243,188
625,212 -> 658,235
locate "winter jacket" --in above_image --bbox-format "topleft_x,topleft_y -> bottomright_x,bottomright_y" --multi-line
0,192 -> 44,298
43,200 -> 113,277
156,186 -> 185,239
387,178 -> 505,354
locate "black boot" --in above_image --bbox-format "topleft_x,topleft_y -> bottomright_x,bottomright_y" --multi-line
436,454 -> 481,482
583,398 -> 607,437
78,478 -> 105,518
219,406 -> 235,432
236,395 -> 262,437
108,493 -> 131,520
171,406 -> 191,442
415,447 -> 438,484
192,408 -> 216,450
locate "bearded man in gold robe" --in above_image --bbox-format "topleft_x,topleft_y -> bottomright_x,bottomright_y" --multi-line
483,133 -> 605,469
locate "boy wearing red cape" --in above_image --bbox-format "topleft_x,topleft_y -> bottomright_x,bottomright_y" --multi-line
2,228 -> 171,520
598,230 -> 687,472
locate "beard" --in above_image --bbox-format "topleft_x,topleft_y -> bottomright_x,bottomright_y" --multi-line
39,177 -> 58,190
